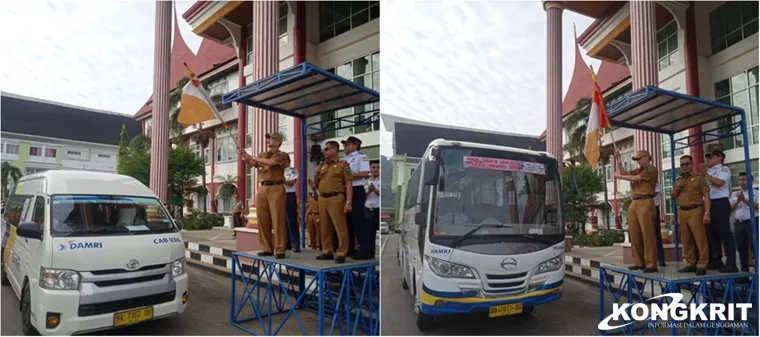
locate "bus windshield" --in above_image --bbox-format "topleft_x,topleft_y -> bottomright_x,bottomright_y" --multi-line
431,147 -> 562,240
51,195 -> 177,237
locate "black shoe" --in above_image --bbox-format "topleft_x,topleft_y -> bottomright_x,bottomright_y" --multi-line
695,268 -> 707,276
628,265 -> 644,271
642,267 -> 658,273
257,251 -> 274,257
316,254 -> 334,260
335,256 -> 346,264
352,253 -> 372,261
678,266 -> 697,273
275,254 -> 286,259
719,265 -> 739,273
293,247 -> 301,253
659,261 -> 666,267
707,262 -> 723,270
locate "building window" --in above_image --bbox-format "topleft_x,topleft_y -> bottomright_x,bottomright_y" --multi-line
324,51 -> 380,138
44,148 -> 56,158
215,125 -> 239,163
319,1 -> 379,42
278,116 -> 289,140
726,159 -> 759,189
204,147 -> 211,166
710,1 -> 758,55
605,165 -> 612,182
714,65 -> 759,150
98,154 -> 110,159
29,146 -> 42,157
5,144 -> 19,155
662,168 -> 683,216
621,151 -> 634,172
662,130 -> 688,159
67,151 -> 81,156
279,1 -> 288,37
246,24 -> 253,65
657,20 -> 679,71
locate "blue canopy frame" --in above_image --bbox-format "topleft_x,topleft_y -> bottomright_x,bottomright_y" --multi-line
605,85 -> 757,276
223,62 -> 380,248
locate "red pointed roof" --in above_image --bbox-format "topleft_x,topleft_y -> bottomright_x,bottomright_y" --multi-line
134,6 -> 236,120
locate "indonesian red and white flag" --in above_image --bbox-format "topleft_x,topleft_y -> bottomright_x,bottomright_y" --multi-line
177,63 -> 226,128
584,66 -> 612,169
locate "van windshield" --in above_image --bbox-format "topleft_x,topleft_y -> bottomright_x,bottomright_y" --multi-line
51,195 -> 177,237
431,147 -> 562,243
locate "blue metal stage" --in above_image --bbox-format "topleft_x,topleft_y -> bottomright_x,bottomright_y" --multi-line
597,86 -> 758,335
223,62 -> 380,335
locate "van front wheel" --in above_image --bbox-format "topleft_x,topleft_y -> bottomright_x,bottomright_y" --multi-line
21,284 -> 39,335
1,257 -> 9,286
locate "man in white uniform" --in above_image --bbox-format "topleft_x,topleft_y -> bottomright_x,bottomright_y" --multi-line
341,136 -> 371,260
702,144 -> 737,273
730,172 -> 759,273
364,160 -> 380,257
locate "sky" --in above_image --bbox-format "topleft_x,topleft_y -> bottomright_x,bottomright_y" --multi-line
0,1 -> 598,156
0,0 -> 201,116
379,1 -> 599,156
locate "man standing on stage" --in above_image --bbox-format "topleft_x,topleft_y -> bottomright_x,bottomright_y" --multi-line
238,132 -> 289,259
364,160 -> 381,258
702,144 -> 738,273
305,193 -> 321,250
731,172 -> 759,273
231,195 -> 244,238
615,150 -> 659,273
312,141 -> 353,264
341,136 -> 372,260
672,155 -> 711,276
284,157 -> 300,253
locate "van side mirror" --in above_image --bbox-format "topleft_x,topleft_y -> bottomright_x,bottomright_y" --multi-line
422,159 -> 439,185
414,212 -> 427,226
17,222 -> 42,240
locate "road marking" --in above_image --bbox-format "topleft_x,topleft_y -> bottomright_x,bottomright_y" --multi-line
381,236 -> 389,256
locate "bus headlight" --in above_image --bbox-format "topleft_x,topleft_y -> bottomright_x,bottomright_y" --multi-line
172,258 -> 185,277
536,255 -> 563,275
40,268 -> 80,290
425,255 -> 476,279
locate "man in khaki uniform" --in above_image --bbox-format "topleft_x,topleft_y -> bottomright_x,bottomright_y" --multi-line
671,155 -> 711,276
239,132 -> 289,259
311,141 -> 353,264
305,193 -> 321,250
615,150 -> 659,273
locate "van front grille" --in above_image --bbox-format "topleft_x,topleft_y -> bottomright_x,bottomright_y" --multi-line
78,291 -> 175,317
93,274 -> 166,287
89,264 -> 166,275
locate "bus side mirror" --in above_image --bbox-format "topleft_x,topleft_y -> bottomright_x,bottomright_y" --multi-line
422,159 -> 439,185
415,212 -> 427,226
17,222 -> 42,240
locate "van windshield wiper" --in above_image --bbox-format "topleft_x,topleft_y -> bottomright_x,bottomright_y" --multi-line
450,223 -> 511,249
520,234 -> 559,244
60,227 -> 133,236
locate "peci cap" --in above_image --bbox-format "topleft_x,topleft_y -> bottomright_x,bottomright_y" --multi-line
341,136 -> 362,146
632,150 -> 651,160
705,143 -> 725,159
265,132 -> 284,142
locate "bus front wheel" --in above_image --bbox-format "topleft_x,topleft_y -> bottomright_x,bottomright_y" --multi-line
520,306 -> 535,318
416,310 -> 435,331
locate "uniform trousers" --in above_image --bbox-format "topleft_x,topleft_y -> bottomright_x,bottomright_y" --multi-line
707,198 -> 736,267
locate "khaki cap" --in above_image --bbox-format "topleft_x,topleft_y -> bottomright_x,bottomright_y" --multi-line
632,150 -> 651,160
705,143 -> 725,158
265,132 -> 284,142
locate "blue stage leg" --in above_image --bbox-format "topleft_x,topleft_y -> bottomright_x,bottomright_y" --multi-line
670,133 -> 679,263
319,271 -> 325,336
230,254 -> 237,324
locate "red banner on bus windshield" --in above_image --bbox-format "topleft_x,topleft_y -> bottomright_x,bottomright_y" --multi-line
462,156 -> 545,175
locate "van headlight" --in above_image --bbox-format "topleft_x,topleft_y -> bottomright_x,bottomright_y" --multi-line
425,255 -> 476,279
172,258 -> 185,276
536,255 -> 563,275
40,268 -> 80,290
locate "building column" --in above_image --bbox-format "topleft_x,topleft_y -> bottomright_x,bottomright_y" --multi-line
684,1 -> 704,165
237,26 -> 247,204
149,1 -> 172,204
293,1 -> 306,199
249,1 -> 280,212
544,1 -> 564,165
630,1 -> 664,214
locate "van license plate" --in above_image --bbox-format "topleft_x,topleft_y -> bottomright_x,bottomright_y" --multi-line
114,307 -> 153,327
488,303 -> 522,318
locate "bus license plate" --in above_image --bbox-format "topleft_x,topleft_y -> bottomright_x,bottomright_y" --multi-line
113,307 -> 153,327
488,303 -> 522,318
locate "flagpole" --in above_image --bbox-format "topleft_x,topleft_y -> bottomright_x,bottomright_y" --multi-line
182,62 -> 244,153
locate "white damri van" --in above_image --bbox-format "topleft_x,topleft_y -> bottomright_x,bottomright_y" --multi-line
1,170 -> 188,335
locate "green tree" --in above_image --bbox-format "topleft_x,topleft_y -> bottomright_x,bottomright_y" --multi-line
1,162 -> 23,198
562,164 -> 605,236
117,125 -> 129,173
